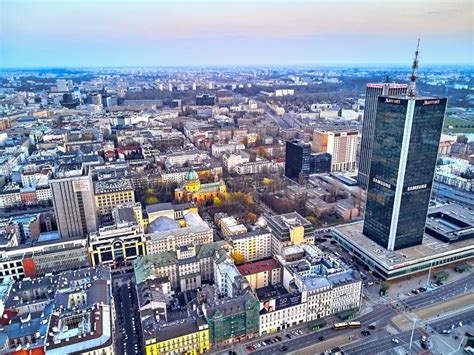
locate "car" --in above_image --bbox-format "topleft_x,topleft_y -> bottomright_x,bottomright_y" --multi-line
442,329 -> 451,334
264,339 -> 272,345
286,334 -> 292,339
418,287 -> 427,292
246,345 -> 254,352
367,281 -> 374,286
297,329 -> 303,335
411,289 -> 419,294
368,325 -> 376,330
361,330 -> 371,336
255,343 -> 261,348
280,345 -> 288,352
318,336 -> 325,341
392,338 -> 400,344
275,336 -> 282,342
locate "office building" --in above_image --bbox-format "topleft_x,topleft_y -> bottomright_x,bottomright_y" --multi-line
363,95 -> 447,250
310,152 -> 332,174
264,212 -> 315,255
285,139 -> 311,181
94,178 -> 135,216
358,82 -> 408,189
49,163 -> 98,238
312,129 -> 359,172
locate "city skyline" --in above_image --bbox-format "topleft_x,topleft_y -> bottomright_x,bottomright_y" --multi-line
1,0 -> 473,68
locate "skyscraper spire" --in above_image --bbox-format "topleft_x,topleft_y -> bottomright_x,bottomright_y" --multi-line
407,38 -> 420,97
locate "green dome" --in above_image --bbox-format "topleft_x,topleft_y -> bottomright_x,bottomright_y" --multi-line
185,169 -> 199,181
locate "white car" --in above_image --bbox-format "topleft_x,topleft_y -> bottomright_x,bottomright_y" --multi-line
392,338 -> 400,344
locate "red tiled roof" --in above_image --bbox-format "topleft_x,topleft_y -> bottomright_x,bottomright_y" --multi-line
237,258 -> 280,276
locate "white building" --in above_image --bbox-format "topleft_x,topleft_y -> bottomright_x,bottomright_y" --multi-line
228,229 -> 272,263
312,129 -> 360,172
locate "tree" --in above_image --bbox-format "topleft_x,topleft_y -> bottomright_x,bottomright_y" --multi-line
307,216 -> 317,225
213,196 -> 222,206
246,212 -> 258,224
457,135 -> 468,144
145,196 -> 159,205
231,251 -> 245,265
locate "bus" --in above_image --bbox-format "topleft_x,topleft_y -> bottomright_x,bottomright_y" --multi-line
333,322 -> 349,330
348,321 -> 361,328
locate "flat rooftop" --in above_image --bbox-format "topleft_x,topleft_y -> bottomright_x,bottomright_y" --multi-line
334,221 -> 474,273
425,203 -> 474,243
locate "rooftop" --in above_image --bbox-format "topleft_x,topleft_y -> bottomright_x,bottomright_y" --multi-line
237,258 -> 280,276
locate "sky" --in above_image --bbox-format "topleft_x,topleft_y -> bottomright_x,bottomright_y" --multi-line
0,0 -> 473,68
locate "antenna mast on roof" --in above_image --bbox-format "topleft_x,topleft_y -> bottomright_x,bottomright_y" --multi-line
407,38 -> 420,97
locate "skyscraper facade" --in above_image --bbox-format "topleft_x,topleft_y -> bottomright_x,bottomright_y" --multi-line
50,163 -> 98,238
363,96 -> 447,251
285,139 -> 311,181
357,83 -> 408,189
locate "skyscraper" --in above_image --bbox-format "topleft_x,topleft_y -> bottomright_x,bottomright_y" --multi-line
285,139 -> 311,181
363,42 -> 447,251
358,82 -> 407,189
50,163 -> 98,238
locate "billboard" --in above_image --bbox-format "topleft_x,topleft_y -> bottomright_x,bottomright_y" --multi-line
259,299 -> 276,314
259,293 -> 302,314
275,293 -> 301,310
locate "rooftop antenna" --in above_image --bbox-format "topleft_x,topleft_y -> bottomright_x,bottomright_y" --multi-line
407,38 -> 420,97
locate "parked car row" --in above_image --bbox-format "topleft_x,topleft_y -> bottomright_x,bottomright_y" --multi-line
246,336 -> 282,352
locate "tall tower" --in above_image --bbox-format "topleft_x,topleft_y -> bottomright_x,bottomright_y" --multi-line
358,82 -> 407,188
50,163 -> 98,238
363,42 -> 448,251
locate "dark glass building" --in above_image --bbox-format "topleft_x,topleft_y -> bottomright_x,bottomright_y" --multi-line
363,96 -> 447,251
285,139 -> 311,181
358,83 -> 407,189
310,152 -> 332,174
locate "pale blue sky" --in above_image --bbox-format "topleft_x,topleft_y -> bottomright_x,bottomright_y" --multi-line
1,0 -> 472,68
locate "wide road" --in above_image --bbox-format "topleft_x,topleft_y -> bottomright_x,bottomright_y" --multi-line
399,273 -> 474,311
252,274 -> 474,355
253,306 -> 396,355
343,309 -> 474,355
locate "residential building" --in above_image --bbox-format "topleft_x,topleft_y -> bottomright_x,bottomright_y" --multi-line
228,229 -> 272,263
237,258 -> 281,290
312,129 -> 359,172
134,241 -> 230,292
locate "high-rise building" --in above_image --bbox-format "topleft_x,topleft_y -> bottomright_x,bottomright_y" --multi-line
50,163 -> 98,238
310,152 -> 332,174
285,139 -> 311,181
363,95 -> 447,250
312,129 -> 359,172
357,82 -> 408,189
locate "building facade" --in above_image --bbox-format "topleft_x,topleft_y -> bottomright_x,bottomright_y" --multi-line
49,164 -> 98,238
363,96 -> 447,250
357,83 -> 408,189
312,129 -> 359,172
285,140 -> 311,181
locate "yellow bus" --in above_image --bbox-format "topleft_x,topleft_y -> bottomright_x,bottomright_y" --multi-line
348,321 -> 361,328
333,322 -> 349,330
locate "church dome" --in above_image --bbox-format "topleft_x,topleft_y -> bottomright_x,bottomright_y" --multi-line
185,169 -> 199,182
184,168 -> 200,192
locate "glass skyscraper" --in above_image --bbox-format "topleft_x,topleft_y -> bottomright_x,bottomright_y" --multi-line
357,83 -> 407,189
363,96 -> 447,251
285,139 -> 311,181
